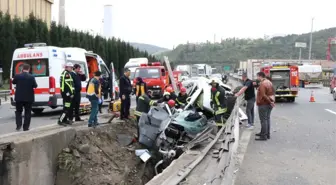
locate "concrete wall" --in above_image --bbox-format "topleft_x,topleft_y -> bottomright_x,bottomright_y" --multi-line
1,127 -> 76,185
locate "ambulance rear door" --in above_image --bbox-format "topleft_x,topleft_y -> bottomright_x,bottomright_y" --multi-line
11,47 -> 51,105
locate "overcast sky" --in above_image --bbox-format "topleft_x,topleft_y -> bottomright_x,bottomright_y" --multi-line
51,0 -> 336,49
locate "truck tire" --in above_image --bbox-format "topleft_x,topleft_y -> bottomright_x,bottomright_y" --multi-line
287,97 -> 295,102
32,108 -> 44,115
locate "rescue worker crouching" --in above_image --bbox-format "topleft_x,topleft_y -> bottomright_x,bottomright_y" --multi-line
58,62 -> 75,126
209,78 -> 228,128
157,92 -> 172,103
135,77 -> 147,104
134,90 -> 157,138
165,86 -> 177,101
176,87 -> 188,109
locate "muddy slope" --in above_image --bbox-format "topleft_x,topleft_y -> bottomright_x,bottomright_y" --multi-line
55,121 -> 155,185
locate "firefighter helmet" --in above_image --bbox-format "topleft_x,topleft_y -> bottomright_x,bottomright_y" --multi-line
163,92 -> 170,97
209,78 -> 220,85
166,86 -> 173,93
167,99 -> 175,107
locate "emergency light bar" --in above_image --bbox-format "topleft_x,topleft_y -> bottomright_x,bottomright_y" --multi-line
151,62 -> 161,66
140,64 -> 147,67
24,43 -> 47,48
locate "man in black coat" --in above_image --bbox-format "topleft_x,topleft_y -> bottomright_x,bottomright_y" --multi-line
13,64 -> 37,131
68,64 -> 86,122
119,68 -> 132,119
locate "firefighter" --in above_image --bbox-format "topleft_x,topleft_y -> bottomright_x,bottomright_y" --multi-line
209,78 -> 227,128
58,62 -> 75,126
176,87 -> 188,108
165,86 -> 177,101
157,92 -> 172,103
134,90 -> 157,138
167,99 -> 177,114
135,77 -> 147,104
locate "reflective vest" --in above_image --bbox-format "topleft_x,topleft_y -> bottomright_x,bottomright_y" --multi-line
136,82 -> 146,97
87,78 -> 101,98
60,70 -> 74,94
211,86 -> 227,115
134,94 -> 156,116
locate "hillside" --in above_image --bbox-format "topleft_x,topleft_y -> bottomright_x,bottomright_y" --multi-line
158,27 -> 336,64
130,42 -> 169,54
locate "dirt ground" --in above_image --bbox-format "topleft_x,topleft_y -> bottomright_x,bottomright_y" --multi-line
55,119 -> 155,185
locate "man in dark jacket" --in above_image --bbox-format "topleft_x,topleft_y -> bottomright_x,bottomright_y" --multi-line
69,64 -> 86,122
119,68 -> 132,119
13,64 -> 37,131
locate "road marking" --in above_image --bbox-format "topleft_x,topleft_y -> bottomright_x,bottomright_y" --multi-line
325,109 -> 336,115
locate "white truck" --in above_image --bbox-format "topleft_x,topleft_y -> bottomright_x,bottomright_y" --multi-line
246,59 -> 263,80
124,58 -> 148,85
298,64 -> 323,88
195,64 -> 212,76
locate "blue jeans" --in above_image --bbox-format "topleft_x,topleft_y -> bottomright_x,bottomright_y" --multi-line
89,99 -> 99,125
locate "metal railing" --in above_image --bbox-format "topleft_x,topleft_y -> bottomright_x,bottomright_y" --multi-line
146,94 -> 244,185
0,90 -> 10,102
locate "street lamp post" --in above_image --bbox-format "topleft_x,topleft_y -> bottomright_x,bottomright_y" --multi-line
308,17 -> 314,60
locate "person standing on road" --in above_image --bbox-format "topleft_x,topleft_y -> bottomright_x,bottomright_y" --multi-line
13,64 -> 37,131
58,62 -> 75,126
256,72 -> 275,141
68,64 -> 86,122
86,71 -> 102,127
119,68 -> 132,120
235,73 -> 256,129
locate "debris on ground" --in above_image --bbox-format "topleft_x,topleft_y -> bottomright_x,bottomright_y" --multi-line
55,120 -> 155,185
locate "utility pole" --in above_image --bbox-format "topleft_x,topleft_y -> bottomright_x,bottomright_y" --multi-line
308,17 -> 314,60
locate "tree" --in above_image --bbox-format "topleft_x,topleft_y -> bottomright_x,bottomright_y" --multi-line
0,12 -> 157,80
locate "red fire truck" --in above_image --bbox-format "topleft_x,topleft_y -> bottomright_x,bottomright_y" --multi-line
261,62 -> 299,102
133,62 -> 182,98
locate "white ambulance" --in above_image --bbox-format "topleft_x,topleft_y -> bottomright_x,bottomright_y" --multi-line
10,43 -> 119,114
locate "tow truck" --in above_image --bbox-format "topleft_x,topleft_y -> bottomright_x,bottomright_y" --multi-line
261,62 -> 299,102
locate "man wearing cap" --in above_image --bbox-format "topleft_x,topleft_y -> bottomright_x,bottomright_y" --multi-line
58,62 -> 75,126
68,64 -> 86,122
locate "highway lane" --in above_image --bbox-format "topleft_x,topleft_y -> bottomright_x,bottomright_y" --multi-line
235,87 -> 336,185
0,96 -> 137,135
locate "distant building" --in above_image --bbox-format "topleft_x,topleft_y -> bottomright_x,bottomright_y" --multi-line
0,0 -> 53,27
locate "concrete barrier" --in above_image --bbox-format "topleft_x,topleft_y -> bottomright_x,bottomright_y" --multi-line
1,127 -> 76,185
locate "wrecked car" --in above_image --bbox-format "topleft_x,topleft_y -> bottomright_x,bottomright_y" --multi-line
137,76 -> 241,174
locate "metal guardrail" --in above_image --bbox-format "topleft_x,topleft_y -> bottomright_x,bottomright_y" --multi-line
146,93 -> 244,185
0,90 -> 10,102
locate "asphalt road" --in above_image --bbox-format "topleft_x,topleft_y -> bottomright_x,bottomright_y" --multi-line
235,87 -> 336,185
0,96 -> 137,136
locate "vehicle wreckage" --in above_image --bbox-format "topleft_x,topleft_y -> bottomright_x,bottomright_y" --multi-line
137,77 -> 247,174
